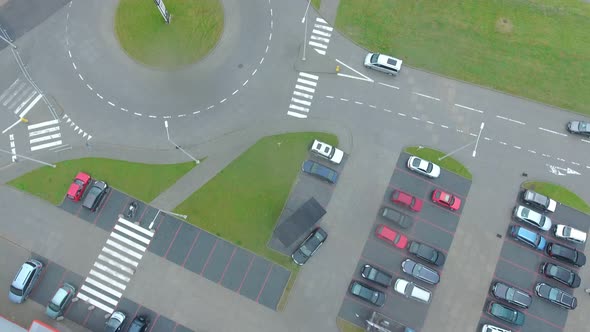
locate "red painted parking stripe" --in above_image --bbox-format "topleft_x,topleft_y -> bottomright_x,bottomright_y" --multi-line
498,256 -> 538,276
146,213 -> 165,251
359,255 -> 403,278
200,239 -> 219,275
413,215 -> 456,236
219,247 -> 237,284
256,265 -> 273,302
181,229 -> 201,267
147,314 -> 160,332
131,305 -> 142,322
237,255 -> 255,293
164,223 -> 183,258
172,323 -> 179,332
395,166 -> 467,200
92,189 -> 114,225
137,202 -> 149,223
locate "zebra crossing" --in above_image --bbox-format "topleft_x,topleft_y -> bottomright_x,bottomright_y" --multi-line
76,217 -> 154,314
0,78 -> 43,120
28,119 -> 63,151
287,72 -> 319,119
309,17 -> 333,55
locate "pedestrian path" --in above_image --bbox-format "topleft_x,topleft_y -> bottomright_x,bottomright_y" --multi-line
76,216 -> 154,314
27,119 -> 63,151
308,17 -> 333,55
287,72 -> 319,119
0,77 -> 42,120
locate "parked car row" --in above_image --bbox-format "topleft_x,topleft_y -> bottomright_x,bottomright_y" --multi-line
67,171 -> 110,212
485,187 -> 585,331
8,259 -> 150,331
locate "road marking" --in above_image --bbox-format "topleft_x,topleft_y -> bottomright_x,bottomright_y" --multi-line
528,150 -> 536,154
378,82 -> 400,90
310,35 -> 330,43
97,254 -> 135,275
454,103 -> 483,113
86,84 -> 93,91
297,78 -> 318,87
539,127 -> 567,137
17,93 -> 43,118
384,109 -> 392,113
496,115 -> 525,125
133,112 -> 142,116
291,97 -> 311,106
29,126 -> 59,137
27,119 -> 59,130
84,278 -> 122,298
542,154 -> 551,158
499,141 -> 507,145
582,139 -> 590,144
96,93 -> 103,99
309,41 -> 327,49
369,105 -> 376,109
441,125 -> 449,129
295,84 -> 315,93
312,29 -> 331,37
355,101 -> 363,105
251,69 -> 257,76
80,285 -> 119,306
76,293 -> 114,314
106,240 -> 143,259
557,158 -> 565,162
299,72 -> 319,80
30,133 -> 61,144
287,111 -> 307,118
108,101 -> 115,107
293,91 -> 313,99
232,89 -> 239,95
88,270 -> 126,290
78,74 -> 84,81
426,121 -> 434,125
339,98 -> 348,102
220,98 -> 227,103
513,145 -> 521,149
72,62 -> 77,70
411,116 -> 420,121
114,225 -> 151,244
335,59 -> 373,82
326,95 -> 334,99
313,23 -> 333,32
413,92 -> 440,101
242,80 -> 248,86
102,247 -> 139,267
207,105 -> 214,110
288,104 -> 309,113
572,162 -> 580,166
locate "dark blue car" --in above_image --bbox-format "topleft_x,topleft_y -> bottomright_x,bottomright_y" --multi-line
302,160 -> 338,183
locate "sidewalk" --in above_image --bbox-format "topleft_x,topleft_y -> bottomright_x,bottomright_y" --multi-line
318,0 -> 341,26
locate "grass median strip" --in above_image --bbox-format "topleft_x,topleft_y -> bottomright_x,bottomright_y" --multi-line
336,0 -> 590,114
174,132 -> 338,269
522,181 -> 590,214
405,146 -> 472,180
7,158 -> 196,205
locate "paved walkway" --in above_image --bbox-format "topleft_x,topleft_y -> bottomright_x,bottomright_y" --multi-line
318,0 -> 341,26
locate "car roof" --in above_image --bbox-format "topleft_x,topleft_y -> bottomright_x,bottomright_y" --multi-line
377,224 -> 397,240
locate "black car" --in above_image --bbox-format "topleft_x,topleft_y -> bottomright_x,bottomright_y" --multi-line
540,262 -> 581,288
360,264 -> 392,287
302,160 -> 338,184
491,282 -> 532,309
567,121 -> 590,137
487,302 -> 525,326
380,207 -> 413,229
82,180 -> 109,211
348,281 -> 386,307
407,241 -> 445,266
546,242 -> 586,267
535,282 -> 577,309
401,259 -> 440,285
291,227 -> 327,265
128,315 -> 149,332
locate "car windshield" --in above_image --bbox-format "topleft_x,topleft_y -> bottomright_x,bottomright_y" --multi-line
580,122 -> 588,131
563,227 -> 571,237
548,287 -> 560,300
300,244 -> 312,256
506,288 -> 515,299
48,301 -> 61,312
88,186 -> 101,195
410,197 -> 416,206
521,208 -> 529,218
370,54 -> 379,63
10,285 -> 23,296
426,163 -> 432,172
74,179 -> 84,185
368,269 -> 377,279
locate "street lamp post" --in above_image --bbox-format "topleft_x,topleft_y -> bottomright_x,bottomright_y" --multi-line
163,121 -> 199,164
438,122 -> 485,161
301,0 -> 311,61
0,148 -> 56,168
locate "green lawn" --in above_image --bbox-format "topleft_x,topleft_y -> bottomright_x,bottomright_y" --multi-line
336,0 -> 590,115
312,0 -> 321,10
405,146 -> 472,180
115,0 -> 223,69
7,158 -> 195,205
522,181 -> 590,214
174,132 -> 339,269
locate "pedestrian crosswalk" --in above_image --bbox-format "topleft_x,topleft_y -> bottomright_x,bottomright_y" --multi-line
76,217 -> 154,314
309,17 -> 333,55
28,119 -> 63,151
0,78 -> 42,119
287,72 -> 319,119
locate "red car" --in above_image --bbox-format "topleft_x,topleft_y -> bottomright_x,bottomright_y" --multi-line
432,189 -> 461,211
375,224 -> 408,249
391,189 -> 423,212
67,172 -> 91,201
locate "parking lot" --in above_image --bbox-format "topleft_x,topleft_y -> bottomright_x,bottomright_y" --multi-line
59,186 -> 290,311
338,152 -> 471,330
478,185 -> 590,332
26,254 -> 192,332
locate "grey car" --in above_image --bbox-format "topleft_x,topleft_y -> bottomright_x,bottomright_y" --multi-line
82,180 -> 109,211
401,259 -> 440,285
360,264 -> 393,288
380,207 -> 413,229
9,259 -> 43,304
349,281 -> 386,307
407,241 -> 446,266
46,283 -> 76,319
567,121 -> 590,137
491,282 -> 532,309
535,282 -> 577,309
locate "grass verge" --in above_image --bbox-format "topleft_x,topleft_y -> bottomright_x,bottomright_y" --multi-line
335,0 -> 590,114
7,158 -> 196,205
173,132 -> 338,269
405,146 -> 472,180
312,0 -> 321,10
522,181 -> 590,214
336,317 -> 364,332
115,0 -> 223,69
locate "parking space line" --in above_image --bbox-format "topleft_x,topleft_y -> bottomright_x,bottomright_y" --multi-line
147,313 -> 160,332
164,223 -> 183,258
131,305 -> 142,325
200,239 -> 219,275
93,190 -> 114,225
498,256 -> 537,276
413,215 -> 455,236
237,255 -> 255,293
360,255 -> 403,278
256,265 -> 273,302
526,308 -> 565,329
29,259 -> 51,299
77,292 -> 114,314
219,247 -> 238,284
137,204 -> 150,223
182,229 -> 201,267
395,167 -> 467,200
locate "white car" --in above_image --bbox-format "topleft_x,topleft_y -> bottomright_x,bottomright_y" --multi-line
554,224 -> 587,244
513,205 -> 552,231
393,278 -> 431,303
407,156 -> 440,178
310,140 -> 344,164
481,324 -> 512,332
364,53 -> 403,76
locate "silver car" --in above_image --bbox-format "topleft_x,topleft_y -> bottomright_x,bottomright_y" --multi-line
513,205 -> 551,231
364,53 -> 403,75
406,156 -> 440,178
46,283 -> 76,319
401,259 -> 440,285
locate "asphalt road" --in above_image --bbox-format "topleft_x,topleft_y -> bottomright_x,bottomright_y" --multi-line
1,1 -> 590,332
